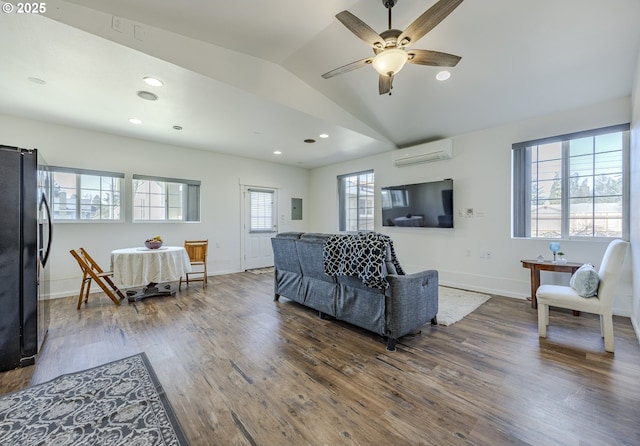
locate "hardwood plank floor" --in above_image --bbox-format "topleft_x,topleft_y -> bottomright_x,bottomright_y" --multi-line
1,271 -> 639,445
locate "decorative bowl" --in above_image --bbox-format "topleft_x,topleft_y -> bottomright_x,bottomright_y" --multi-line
144,240 -> 163,249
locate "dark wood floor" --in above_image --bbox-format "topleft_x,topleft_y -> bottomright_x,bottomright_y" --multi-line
1,271 -> 639,445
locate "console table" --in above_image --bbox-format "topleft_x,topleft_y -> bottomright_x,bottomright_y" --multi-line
520,259 -> 583,310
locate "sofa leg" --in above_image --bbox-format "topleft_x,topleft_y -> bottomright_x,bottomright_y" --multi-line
431,316 -> 438,325
318,311 -> 325,319
386,338 -> 397,352
274,293 -> 280,302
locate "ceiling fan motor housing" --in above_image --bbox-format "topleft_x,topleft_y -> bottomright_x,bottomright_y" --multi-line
378,29 -> 402,51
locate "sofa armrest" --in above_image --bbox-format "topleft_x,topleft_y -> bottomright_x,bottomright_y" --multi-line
385,270 -> 439,338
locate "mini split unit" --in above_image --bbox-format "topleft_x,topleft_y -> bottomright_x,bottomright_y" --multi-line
392,139 -> 453,167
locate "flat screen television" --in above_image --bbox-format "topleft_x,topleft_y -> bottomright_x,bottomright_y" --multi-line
381,179 -> 453,228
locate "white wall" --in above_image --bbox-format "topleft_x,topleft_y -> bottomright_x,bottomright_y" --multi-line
309,97 -> 634,316
630,47 -> 640,338
0,113 -> 309,298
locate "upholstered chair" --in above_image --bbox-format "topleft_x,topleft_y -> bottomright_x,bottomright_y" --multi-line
536,239 -> 628,352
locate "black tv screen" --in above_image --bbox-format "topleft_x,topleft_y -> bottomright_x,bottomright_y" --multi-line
381,179 -> 453,228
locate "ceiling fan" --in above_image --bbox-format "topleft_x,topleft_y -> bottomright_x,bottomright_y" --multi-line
322,0 -> 464,95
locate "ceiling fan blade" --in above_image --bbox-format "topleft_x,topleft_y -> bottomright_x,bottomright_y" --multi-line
336,10 -> 385,49
407,49 -> 461,67
397,0 -> 464,48
322,57 -> 373,79
379,74 -> 393,95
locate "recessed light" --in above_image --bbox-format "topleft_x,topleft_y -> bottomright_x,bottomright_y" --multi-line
273,150 -> 282,155
304,139 -> 316,144
137,90 -> 158,101
319,133 -> 329,138
143,76 -> 163,87
129,118 -> 142,125
27,77 -> 46,85
436,71 -> 451,81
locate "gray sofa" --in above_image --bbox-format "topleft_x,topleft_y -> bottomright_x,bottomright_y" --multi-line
271,232 -> 438,351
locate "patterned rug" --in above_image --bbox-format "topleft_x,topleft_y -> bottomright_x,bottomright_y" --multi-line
0,353 -> 189,445
437,286 -> 491,326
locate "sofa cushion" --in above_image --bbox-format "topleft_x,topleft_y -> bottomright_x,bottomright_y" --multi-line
275,232 -> 303,239
385,244 -> 397,275
569,263 -> 600,298
300,233 -> 331,243
297,237 -> 335,283
385,240 -> 404,276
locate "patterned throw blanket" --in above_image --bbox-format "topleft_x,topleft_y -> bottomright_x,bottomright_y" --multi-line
323,232 -> 404,290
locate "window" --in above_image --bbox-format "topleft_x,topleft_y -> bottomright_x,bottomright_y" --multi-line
133,175 -> 200,222
248,188 -> 275,233
338,170 -> 374,232
51,167 -> 123,221
512,124 -> 629,239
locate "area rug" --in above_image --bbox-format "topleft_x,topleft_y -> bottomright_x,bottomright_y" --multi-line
0,353 -> 189,446
437,286 -> 491,326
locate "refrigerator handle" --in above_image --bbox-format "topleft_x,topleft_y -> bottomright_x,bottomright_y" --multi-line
39,192 -> 53,267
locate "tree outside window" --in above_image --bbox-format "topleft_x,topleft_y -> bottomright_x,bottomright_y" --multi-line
513,124 -> 628,239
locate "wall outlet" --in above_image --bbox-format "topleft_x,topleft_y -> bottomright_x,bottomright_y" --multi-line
134,24 -> 146,41
112,16 -> 124,33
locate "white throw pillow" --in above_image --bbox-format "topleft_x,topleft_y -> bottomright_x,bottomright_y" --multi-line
569,263 -> 600,298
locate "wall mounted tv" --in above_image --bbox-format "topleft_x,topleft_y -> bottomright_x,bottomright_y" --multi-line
381,179 -> 453,228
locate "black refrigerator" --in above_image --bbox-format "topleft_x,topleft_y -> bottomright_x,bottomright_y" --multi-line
0,146 -> 52,372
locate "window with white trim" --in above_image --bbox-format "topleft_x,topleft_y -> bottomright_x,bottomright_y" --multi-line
512,124 -> 629,239
248,189 -> 276,233
51,167 -> 123,221
132,174 -> 201,222
338,170 -> 375,232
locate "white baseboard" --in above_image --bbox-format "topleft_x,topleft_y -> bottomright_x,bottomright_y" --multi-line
632,317 -> 640,345
46,269 -> 243,300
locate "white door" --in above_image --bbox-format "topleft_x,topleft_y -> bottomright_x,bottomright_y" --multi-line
242,186 -> 277,270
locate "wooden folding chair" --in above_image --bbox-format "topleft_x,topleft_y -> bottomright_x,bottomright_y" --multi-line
70,248 -> 125,309
179,240 -> 208,289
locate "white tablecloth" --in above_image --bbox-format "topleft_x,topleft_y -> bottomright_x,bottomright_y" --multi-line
111,246 -> 192,287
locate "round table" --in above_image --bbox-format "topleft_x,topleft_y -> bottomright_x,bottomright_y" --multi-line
111,246 -> 192,301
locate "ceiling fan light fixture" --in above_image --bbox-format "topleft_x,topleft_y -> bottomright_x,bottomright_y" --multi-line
372,48 -> 408,76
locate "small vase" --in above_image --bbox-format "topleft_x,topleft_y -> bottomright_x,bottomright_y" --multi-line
556,256 -> 567,265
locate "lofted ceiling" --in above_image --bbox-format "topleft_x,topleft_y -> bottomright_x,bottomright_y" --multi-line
0,0 -> 639,168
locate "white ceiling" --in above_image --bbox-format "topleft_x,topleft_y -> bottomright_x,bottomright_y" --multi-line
1,0 -> 639,168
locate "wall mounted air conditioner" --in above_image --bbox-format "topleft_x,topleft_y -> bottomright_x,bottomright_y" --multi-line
392,139 -> 453,167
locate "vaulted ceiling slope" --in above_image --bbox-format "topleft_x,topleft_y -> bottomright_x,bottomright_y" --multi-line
1,0 -> 639,168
